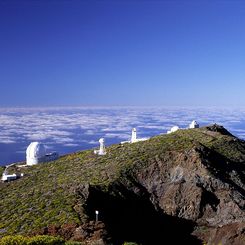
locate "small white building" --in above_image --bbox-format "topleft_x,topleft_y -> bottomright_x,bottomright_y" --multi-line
1,172 -> 24,182
1,173 -> 17,182
167,126 -> 180,134
94,138 -> 106,155
26,142 -> 59,166
189,120 -> 199,129
121,128 -> 148,144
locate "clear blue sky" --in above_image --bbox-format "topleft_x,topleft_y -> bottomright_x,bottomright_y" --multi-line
0,0 -> 245,107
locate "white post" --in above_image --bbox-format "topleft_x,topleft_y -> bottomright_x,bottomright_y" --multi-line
95,210 -> 99,222
131,128 -> 137,143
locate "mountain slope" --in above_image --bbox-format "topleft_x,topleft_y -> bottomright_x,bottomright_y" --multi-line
0,125 -> 244,244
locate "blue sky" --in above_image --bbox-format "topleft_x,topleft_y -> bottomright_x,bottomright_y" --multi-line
0,0 -> 245,106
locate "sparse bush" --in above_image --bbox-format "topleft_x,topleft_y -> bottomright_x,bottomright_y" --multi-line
0,235 -> 65,245
0,235 -> 27,245
64,242 -> 82,245
27,235 -> 64,244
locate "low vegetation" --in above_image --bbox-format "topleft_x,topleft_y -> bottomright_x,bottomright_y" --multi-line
0,235 -> 81,245
0,125 -> 244,243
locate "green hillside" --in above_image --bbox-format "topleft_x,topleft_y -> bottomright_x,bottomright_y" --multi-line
0,125 -> 244,245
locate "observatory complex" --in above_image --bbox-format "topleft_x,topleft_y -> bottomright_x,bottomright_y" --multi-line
2,120 -> 202,182
167,121 -> 199,134
26,142 -> 59,166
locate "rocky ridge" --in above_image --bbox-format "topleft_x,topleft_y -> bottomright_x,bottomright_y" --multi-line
0,124 -> 244,244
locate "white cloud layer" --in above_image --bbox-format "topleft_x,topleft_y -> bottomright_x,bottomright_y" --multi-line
1,106 -> 245,164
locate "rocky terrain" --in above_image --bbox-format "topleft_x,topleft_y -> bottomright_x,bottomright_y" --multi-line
0,124 -> 244,244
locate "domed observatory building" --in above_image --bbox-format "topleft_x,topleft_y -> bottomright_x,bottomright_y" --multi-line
26,142 -> 58,166
167,126 -> 180,134
189,120 -> 199,129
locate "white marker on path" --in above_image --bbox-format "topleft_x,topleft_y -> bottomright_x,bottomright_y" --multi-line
95,210 -> 99,222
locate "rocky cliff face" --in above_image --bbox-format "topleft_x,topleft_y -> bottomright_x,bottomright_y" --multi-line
75,125 -> 244,245
0,125 -> 244,244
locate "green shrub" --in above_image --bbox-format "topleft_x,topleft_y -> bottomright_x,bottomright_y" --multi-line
0,235 -> 27,245
0,235 -> 65,245
27,235 -> 64,244
64,242 -> 82,245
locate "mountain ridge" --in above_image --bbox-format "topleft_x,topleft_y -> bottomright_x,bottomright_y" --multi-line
0,124 -> 244,244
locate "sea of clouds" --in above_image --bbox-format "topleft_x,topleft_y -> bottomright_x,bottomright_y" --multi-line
1,106 -> 245,165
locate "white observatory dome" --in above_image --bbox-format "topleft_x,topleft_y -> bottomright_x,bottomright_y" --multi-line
167,126 -> 180,134
26,142 -> 46,165
171,126 -> 179,132
189,120 -> 199,129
